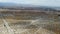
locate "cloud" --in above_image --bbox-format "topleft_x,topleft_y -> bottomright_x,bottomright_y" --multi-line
0,0 -> 60,7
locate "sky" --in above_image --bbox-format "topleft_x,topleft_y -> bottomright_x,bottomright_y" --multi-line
0,0 -> 60,7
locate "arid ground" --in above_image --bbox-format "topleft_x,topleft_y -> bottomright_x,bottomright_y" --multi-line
0,10 -> 60,34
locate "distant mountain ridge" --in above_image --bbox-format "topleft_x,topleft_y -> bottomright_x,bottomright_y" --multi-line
0,2 -> 37,7
0,2 -> 60,11
0,2 -> 17,6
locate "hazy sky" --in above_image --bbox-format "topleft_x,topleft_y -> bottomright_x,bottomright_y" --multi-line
0,0 -> 60,7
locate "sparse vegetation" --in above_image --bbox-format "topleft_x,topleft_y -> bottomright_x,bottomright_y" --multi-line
0,8 -> 60,34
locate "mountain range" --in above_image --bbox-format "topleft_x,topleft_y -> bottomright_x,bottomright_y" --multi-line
0,2 -> 60,11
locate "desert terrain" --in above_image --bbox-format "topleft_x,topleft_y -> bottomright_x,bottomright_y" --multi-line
0,9 -> 60,34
